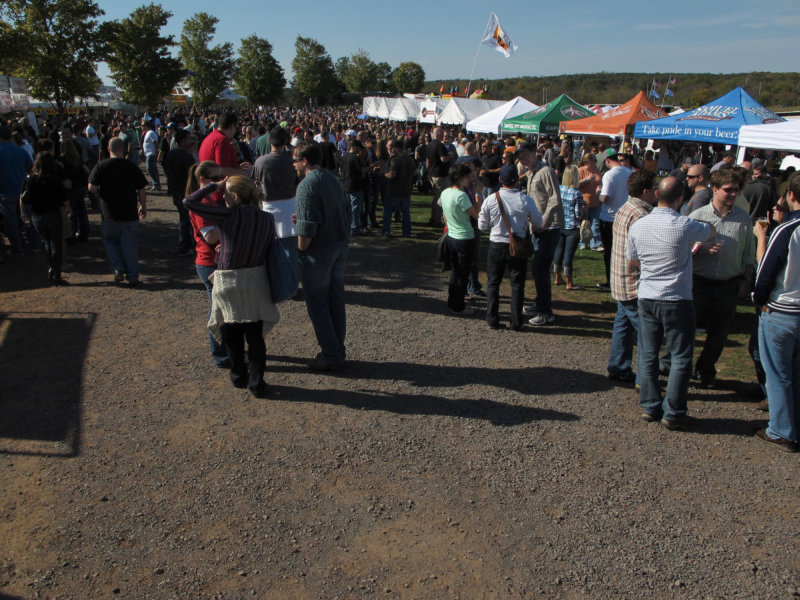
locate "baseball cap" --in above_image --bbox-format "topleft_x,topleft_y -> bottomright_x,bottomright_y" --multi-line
499,163 -> 519,185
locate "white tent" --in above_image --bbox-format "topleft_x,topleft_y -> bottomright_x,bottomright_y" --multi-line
388,98 -> 419,121
465,96 -> 538,134
437,97 -> 504,126
738,119 -> 800,152
362,97 -> 379,117
374,97 -> 397,120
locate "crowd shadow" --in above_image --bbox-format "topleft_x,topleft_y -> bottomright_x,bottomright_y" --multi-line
0,311 -> 95,457
266,356 -> 614,397
264,383 -> 579,427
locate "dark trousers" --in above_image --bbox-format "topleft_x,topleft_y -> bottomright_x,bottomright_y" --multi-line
599,220 -> 614,283
221,321 -> 265,389
31,210 -> 63,278
693,275 -> 740,380
446,236 -> 473,312
531,229 -> 560,316
486,241 -> 527,330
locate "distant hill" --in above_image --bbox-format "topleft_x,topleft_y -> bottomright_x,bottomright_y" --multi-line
424,72 -> 800,110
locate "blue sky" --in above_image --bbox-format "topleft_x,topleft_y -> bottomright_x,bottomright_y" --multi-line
95,0 -> 799,86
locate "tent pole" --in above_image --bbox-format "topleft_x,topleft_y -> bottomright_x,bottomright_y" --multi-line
467,14 -> 493,98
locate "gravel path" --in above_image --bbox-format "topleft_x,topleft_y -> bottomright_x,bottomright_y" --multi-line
1,190 -> 798,599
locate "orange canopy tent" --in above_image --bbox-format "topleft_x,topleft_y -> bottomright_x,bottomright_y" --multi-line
558,91 -> 667,137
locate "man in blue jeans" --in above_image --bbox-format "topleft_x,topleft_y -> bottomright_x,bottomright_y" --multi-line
0,125 -> 33,257
752,172 -> 800,452
293,141 -> 351,371
607,169 -> 657,382
88,137 -> 148,286
516,143 -> 564,326
627,176 -> 714,431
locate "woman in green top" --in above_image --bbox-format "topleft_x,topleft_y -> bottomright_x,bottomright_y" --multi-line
441,163 -> 479,314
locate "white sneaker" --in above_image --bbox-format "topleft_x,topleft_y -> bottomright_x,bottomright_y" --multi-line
528,313 -> 555,326
522,305 -> 537,316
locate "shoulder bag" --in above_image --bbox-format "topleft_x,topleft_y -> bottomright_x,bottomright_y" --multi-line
495,191 -> 534,259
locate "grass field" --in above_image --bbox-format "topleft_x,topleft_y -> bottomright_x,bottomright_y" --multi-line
397,191 -> 759,392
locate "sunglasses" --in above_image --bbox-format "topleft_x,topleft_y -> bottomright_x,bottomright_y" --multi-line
208,175 -> 224,182
686,174 -> 700,179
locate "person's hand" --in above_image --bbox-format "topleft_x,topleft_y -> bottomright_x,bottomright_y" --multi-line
291,213 -> 297,225
239,161 -> 252,170
138,206 -> 147,219
738,278 -> 751,300
753,218 -> 769,240
699,241 -> 722,254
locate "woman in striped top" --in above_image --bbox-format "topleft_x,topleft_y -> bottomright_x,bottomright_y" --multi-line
184,176 -> 279,398
553,165 -> 586,290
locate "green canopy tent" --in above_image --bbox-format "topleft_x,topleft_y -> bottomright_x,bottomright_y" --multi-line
501,94 -> 594,135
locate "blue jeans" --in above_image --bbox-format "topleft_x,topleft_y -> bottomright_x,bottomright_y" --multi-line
145,154 -> 160,188
638,299 -> 695,420
467,227 -> 483,294
347,191 -> 363,231
300,244 -> 348,364
196,264 -> 230,367
172,196 -> 194,252
608,299 -> 640,377
0,193 -> 24,254
587,205 -> 602,249
759,310 -> 800,443
69,187 -> 90,242
553,227 -> 580,277
101,219 -> 140,282
383,193 -> 411,237
531,229 -> 561,316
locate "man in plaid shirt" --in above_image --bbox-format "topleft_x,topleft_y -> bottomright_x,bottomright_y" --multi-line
607,169 -> 658,382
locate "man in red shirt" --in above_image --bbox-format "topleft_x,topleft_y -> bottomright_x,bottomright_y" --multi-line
198,112 -> 251,174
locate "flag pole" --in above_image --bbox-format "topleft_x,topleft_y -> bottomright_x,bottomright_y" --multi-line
660,74 -> 672,108
467,14 -> 494,99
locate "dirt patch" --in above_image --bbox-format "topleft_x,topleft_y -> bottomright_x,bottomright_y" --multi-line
1,190 -> 799,599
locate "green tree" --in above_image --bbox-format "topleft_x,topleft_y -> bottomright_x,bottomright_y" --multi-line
235,35 -> 285,106
291,35 -> 337,105
341,49 -> 377,94
0,0 -> 106,120
393,62 -> 425,94
374,61 -> 395,93
179,12 -> 234,107
334,56 -> 350,82
104,3 -> 183,108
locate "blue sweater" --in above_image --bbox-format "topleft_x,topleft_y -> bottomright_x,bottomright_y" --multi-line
753,211 -> 800,314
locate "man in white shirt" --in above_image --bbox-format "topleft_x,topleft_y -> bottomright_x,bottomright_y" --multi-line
597,151 -> 633,288
142,119 -> 161,192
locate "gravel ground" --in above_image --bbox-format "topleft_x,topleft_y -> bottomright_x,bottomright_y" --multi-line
1,189 -> 799,600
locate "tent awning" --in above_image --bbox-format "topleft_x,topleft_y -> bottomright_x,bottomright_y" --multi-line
559,91 -> 667,137
501,94 -> 594,135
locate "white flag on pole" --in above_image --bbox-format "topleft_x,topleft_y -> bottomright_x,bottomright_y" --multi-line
481,13 -> 518,58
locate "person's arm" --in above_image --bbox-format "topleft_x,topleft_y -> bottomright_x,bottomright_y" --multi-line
753,222 -> 794,306
297,235 -> 312,251
182,183 -> 230,224
539,169 -> 562,229
753,219 -> 769,264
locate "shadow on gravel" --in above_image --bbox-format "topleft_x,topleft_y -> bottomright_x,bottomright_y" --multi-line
0,311 -> 95,457
267,356 -> 614,396
265,384 -> 579,426
0,593 -> 27,600
688,417 -> 766,437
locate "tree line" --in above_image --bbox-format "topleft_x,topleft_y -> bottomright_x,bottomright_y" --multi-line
0,0 -> 426,118
426,72 -> 800,110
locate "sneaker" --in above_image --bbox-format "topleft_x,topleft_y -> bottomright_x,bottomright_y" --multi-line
308,357 -> 344,372
113,270 -> 125,283
595,246 -> 605,252
469,289 -> 487,298
641,411 -> 661,423
596,281 -> 610,290
528,313 -> 555,326
522,305 -> 537,316
754,428 -> 798,452
660,415 -> 694,431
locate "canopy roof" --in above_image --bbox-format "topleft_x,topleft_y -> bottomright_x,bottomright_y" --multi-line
388,98 -> 419,121
501,94 -> 594,134
437,97 -> 504,126
738,119 -> 800,152
633,87 -> 784,144
374,97 -> 397,120
465,96 -> 538,134
559,91 -> 666,136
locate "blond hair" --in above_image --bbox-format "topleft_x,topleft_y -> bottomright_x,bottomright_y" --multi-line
561,165 -> 580,189
225,175 -> 265,207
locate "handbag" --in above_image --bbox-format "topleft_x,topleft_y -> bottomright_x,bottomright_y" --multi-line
495,192 -> 534,259
266,234 -> 298,303
580,220 -> 593,245
436,234 -> 451,271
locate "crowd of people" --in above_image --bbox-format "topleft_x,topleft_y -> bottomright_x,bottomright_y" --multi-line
0,103 -> 798,451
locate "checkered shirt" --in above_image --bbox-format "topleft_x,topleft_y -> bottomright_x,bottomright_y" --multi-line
610,197 -> 654,301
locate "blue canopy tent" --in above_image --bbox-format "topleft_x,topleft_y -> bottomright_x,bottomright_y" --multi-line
633,87 -> 784,145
